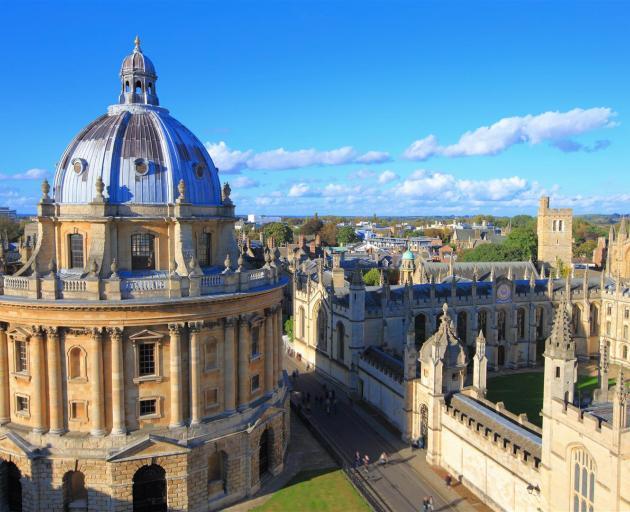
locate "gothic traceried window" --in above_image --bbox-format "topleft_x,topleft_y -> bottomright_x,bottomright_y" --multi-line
316,305 -> 327,350
498,310 -> 506,341
517,308 -> 526,339
571,447 -> 595,512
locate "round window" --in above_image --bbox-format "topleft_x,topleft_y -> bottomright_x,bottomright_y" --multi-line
71,158 -> 87,175
134,158 -> 149,176
194,163 -> 205,178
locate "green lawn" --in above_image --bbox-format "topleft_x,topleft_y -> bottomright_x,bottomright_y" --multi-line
486,372 -> 611,428
252,469 -> 370,512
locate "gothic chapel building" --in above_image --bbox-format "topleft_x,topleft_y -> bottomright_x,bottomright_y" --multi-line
0,39 -> 289,511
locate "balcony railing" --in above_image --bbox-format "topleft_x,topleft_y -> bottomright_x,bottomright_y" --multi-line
0,266 -> 281,302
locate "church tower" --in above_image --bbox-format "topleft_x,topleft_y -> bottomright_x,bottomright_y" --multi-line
537,196 -> 573,271
399,248 -> 415,285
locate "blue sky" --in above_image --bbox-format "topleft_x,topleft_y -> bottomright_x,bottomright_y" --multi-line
1,0 -> 629,216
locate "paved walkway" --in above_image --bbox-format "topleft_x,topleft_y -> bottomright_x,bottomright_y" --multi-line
286,355 -> 489,512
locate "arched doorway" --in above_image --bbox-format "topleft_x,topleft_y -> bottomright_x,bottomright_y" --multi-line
0,461 -> 22,512
497,345 -> 506,367
63,471 -> 87,512
133,464 -> 167,512
259,429 -> 271,479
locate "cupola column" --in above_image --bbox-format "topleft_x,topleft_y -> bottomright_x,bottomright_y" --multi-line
168,323 -> 185,428
109,327 -> 126,435
223,317 -> 237,412
237,316 -> 251,410
189,322 -> 203,425
30,327 -> 46,433
89,328 -> 106,436
264,310 -> 274,395
45,327 -> 64,434
0,324 -> 9,424
275,306 -> 283,387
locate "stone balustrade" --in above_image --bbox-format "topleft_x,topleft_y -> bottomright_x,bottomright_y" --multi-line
0,265 -> 280,301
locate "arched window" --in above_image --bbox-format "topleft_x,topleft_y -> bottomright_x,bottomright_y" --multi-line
68,346 -> 85,380
590,304 -> 599,336
536,307 -> 545,340
573,305 -> 582,337
133,464 -> 166,512
298,307 -> 305,340
571,447 -> 595,512
517,308 -> 526,339
457,311 -> 467,343
69,233 -> 84,269
63,471 -> 87,511
498,310 -> 506,341
624,345 -> 628,360
135,80 -> 142,93
147,82 -> 153,94
131,233 -> 155,270
624,325 -> 629,340
477,310 -> 487,337
316,305 -> 327,350
415,313 -> 427,347
336,322 -> 345,362
125,81 -> 130,93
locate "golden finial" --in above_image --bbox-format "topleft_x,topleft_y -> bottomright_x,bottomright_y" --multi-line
134,35 -> 141,51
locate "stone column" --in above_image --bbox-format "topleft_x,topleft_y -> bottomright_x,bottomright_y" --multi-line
168,323 -> 184,428
264,311 -> 274,395
108,327 -> 126,435
275,307 -> 283,386
189,322 -> 203,425
30,327 -> 46,433
0,324 -> 9,424
237,316 -> 250,410
89,328 -> 106,436
45,327 -> 64,434
223,317 -> 237,413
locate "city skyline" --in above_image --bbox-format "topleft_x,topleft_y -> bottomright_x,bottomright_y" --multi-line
1,1 -> 628,216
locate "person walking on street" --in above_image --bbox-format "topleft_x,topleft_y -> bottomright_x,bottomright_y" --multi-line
363,454 -> 370,477
354,451 -> 361,470
422,496 -> 429,512
427,495 -> 434,511
378,452 -> 388,466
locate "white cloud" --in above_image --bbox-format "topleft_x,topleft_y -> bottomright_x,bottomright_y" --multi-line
349,169 -> 376,179
0,168 -> 48,180
287,183 -> 313,197
378,170 -> 399,184
205,141 -> 390,172
231,176 -> 259,189
354,151 -> 391,164
404,107 -> 617,160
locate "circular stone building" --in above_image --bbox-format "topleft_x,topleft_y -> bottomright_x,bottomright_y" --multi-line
0,38 -> 289,512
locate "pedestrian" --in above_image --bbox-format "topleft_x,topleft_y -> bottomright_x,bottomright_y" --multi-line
378,452 -> 388,466
325,397 -> 331,415
428,496 -> 434,512
363,454 -> 370,476
422,496 -> 429,512
354,451 -> 361,469
445,474 -> 452,487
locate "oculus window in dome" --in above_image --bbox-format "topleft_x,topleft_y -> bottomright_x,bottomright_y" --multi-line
53,37 -> 222,207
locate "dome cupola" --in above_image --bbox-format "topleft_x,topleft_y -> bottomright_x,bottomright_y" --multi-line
53,39 -> 222,207
118,36 -> 159,106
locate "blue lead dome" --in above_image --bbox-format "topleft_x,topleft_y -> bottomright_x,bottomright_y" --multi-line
53,38 -> 221,206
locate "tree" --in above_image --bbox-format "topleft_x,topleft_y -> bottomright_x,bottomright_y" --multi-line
337,226 -> 358,245
510,215 -> 536,230
263,222 -> 293,245
502,227 -> 537,261
300,213 -> 324,235
0,218 -> 23,242
319,222 -> 338,246
362,268 -> 382,286
575,239 -> 597,258
459,244 -> 508,262
284,317 -> 294,342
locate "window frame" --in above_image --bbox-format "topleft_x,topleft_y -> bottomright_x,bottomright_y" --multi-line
251,374 -> 261,394
14,339 -> 28,374
137,396 -> 161,420
68,399 -> 88,423
15,393 -> 30,418
130,232 -> 156,271
129,330 -> 164,384
68,233 -> 85,269
197,231 -> 213,267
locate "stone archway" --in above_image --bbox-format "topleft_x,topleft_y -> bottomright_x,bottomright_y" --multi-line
258,429 -> 271,479
132,464 -> 167,512
0,460 -> 22,512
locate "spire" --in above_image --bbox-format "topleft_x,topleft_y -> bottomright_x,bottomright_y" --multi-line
613,369 -> 628,430
540,265 -> 546,279
529,269 -> 536,289
476,330 -> 486,355
119,36 -> 159,106
134,35 -> 141,52
545,301 -> 575,359
507,265 -> 513,281
490,265 -> 495,282
609,223 -> 615,243
619,216 -> 628,237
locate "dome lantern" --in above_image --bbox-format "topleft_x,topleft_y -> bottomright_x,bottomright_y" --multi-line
118,36 -> 159,106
